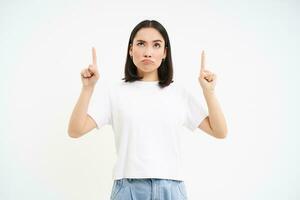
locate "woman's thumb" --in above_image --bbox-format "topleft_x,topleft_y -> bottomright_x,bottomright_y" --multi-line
89,64 -> 100,77
87,65 -> 94,74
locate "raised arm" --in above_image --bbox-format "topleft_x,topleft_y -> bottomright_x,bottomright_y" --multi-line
198,50 -> 228,138
68,47 -> 100,138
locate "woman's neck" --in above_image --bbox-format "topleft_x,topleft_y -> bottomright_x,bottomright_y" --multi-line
138,69 -> 159,81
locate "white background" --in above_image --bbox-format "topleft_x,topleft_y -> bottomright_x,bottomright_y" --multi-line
1,0 -> 299,199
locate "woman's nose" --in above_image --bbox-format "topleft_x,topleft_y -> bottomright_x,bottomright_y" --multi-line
143,47 -> 152,57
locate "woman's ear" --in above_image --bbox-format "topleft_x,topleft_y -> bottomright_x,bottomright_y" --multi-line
163,47 -> 167,59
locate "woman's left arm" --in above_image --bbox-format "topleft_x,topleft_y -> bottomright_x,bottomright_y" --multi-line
197,50 -> 228,139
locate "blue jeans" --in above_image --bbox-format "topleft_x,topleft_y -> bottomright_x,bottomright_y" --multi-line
110,178 -> 188,200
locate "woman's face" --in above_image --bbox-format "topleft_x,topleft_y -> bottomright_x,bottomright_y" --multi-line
129,28 -> 167,76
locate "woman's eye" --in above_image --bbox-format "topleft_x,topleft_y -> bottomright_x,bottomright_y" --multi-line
136,42 -> 161,48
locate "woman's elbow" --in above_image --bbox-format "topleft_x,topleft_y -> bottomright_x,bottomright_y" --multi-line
68,128 -> 81,138
214,130 -> 228,139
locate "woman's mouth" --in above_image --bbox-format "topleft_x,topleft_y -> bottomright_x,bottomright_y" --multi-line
142,59 -> 154,64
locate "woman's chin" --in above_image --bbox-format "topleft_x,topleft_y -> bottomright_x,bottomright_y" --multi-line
138,66 -> 158,73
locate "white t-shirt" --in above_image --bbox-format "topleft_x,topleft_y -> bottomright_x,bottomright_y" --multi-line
87,80 -> 208,181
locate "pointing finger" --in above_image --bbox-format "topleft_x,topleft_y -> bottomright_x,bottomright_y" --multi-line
92,47 -> 97,67
201,50 -> 205,72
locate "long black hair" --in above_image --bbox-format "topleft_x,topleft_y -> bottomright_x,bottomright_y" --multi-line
122,20 -> 174,88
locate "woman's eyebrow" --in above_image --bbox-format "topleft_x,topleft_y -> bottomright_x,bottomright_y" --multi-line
136,39 -> 163,43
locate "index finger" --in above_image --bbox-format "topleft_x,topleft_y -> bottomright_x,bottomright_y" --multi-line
92,47 -> 97,66
201,50 -> 205,71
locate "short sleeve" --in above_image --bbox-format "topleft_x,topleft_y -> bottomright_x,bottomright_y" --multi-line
87,82 -> 112,130
182,87 -> 209,132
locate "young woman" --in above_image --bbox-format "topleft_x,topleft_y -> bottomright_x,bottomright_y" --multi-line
68,20 -> 227,200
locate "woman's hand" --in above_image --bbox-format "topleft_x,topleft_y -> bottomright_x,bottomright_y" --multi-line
198,50 -> 217,92
80,47 -> 100,87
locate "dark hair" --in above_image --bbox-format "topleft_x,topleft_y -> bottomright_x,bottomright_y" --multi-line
122,20 -> 174,88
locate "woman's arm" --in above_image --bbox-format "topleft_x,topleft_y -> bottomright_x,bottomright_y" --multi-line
198,90 -> 227,138
68,47 -> 100,138
197,50 -> 227,138
68,86 -> 97,138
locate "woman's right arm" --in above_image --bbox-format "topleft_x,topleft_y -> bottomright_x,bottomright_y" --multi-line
68,86 -> 97,138
68,47 -> 100,138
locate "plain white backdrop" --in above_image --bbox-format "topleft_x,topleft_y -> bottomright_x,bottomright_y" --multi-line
1,0 -> 299,199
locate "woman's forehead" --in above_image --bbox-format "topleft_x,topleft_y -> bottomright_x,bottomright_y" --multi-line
134,28 -> 164,42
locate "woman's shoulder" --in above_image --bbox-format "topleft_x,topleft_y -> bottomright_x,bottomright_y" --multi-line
169,80 -> 186,93
97,79 -> 188,93
102,80 -> 131,93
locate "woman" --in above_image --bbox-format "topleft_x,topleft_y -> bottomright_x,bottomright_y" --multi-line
68,20 -> 227,200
